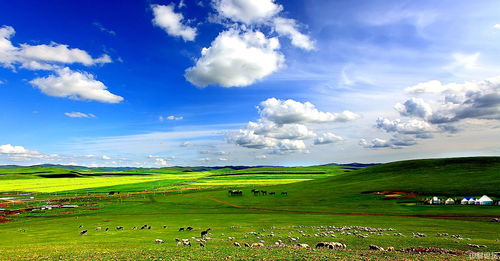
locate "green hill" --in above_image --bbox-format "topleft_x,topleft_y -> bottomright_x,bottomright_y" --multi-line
205,157 -> 500,216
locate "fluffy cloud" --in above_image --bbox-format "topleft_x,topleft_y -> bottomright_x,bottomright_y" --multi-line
212,0 -> 282,24
258,98 -> 359,124
102,155 -> 111,160
0,25 -> 111,70
160,115 -> 183,121
152,4 -> 197,41
230,98 -> 357,154
314,132 -> 344,145
359,136 -> 416,149
273,17 -> 315,51
64,112 -> 96,118
406,76 -> 500,123
376,118 -> 434,135
394,98 -> 433,119
155,158 -> 168,166
30,68 -> 123,103
494,24 -> 500,29
185,29 -> 284,87
0,144 -> 34,154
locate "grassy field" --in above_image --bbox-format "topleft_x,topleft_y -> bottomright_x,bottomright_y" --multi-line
0,157 -> 499,260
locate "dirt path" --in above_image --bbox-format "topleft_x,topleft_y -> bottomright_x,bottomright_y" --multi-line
192,195 -> 498,220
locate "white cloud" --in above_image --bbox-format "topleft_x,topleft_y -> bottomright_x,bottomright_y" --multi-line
249,121 -> 315,140
102,155 -> 111,160
0,25 -> 111,70
494,24 -> 500,29
255,154 -> 267,159
152,4 -> 197,41
155,158 -> 169,166
180,141 -> 194,147
406,80 -> 446,94
185,29 -> 284,87
93,22 -> 116,36
258,98 -> 359,124
160,115 -> 184,121
212,0 -> 282,24
0,144 -> 33,154
64,112 -> 96,118
273,17 -> 315,51
376,118 -> 434,135
30,67 -> 123,103
394,97 -> 433,119
314,132 -> 344,145
445,52 -> 480,71
359,136 -> 416,149
218,157 -> 228,161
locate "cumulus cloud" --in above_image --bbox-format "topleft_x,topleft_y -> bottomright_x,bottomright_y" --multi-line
0,25 -> 111,70
185,29 -> 284,87
495,24 -> 500,29
258,98 -> 359,124
0,144 -> 34,154
273,17 -> 315,51
314,132 -> 345,145
359,136 -> 416,149
29,68 -> 123,103
152,4 -> 197,41
376,118 -> 434,135
406,76 -> 500,123
394,98 -> 433,119
155,158 -> 168,166
64,112 -> 96,118
101,155 -> 111,160
160,115 -> 183,121
212,0 -> 282,24
230,98 -> 357,154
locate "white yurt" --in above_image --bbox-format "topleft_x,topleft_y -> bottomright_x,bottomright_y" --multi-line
477,195 -> 493,205
461,197 -> 469,205
445,198 -> 455,205
432,196 -> 441,205
468,198 -> 476,205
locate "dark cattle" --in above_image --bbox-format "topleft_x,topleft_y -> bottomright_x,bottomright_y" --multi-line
269,192 -> 275,195
79,225 -> 84,228
201,228 -> 211,238
141,225 -> 148,230
178,227 -> 185,232
186,226 -> 193,231
133,226 -> 137,230
116,226 -> 124,230
281,192 -> 288,196
80,230 -> 88,235
163,225 -> 168,228
108,192 -> 115,195
253,190 -> 260,196
261,191 -> 267,196
229,190 -> 243,196
105,227 -> 109,231
147,226 -> 152,230
199,242 -> 205,247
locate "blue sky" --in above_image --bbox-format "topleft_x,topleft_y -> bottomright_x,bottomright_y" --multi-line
0,0 -> 499,167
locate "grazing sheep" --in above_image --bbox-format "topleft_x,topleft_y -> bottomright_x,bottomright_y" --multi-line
297,243 -> 311,249
251,243 -> 264,247
155,239 -> 164,244
233,242 -> 241,247
228,237 -> 235,241
386,247 -> 395,251
96,227 -> 102,231
369,245 -> 384,251
116,226 -> 124,230
244,243 -> 251,247
80,230 -> 88,235
316,242 -> 346,250
182,239 -> 191,246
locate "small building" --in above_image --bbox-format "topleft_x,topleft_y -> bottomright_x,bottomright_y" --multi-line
445,198 -> 455,205
431,196 -> 441,205
477,195 -> 493,205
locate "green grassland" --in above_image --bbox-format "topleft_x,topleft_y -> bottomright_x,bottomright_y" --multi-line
0,157 -> 499,260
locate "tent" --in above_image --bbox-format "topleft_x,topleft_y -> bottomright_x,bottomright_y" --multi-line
468,198 -> 476,205
477,195 -> 493,205
461,197 -> 470,205
445,198 -> 455,205
431,196 -> 441,205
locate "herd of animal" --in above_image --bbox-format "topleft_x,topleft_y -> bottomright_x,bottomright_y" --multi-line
228,189 -> 288,196
76,224 -> 490,252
